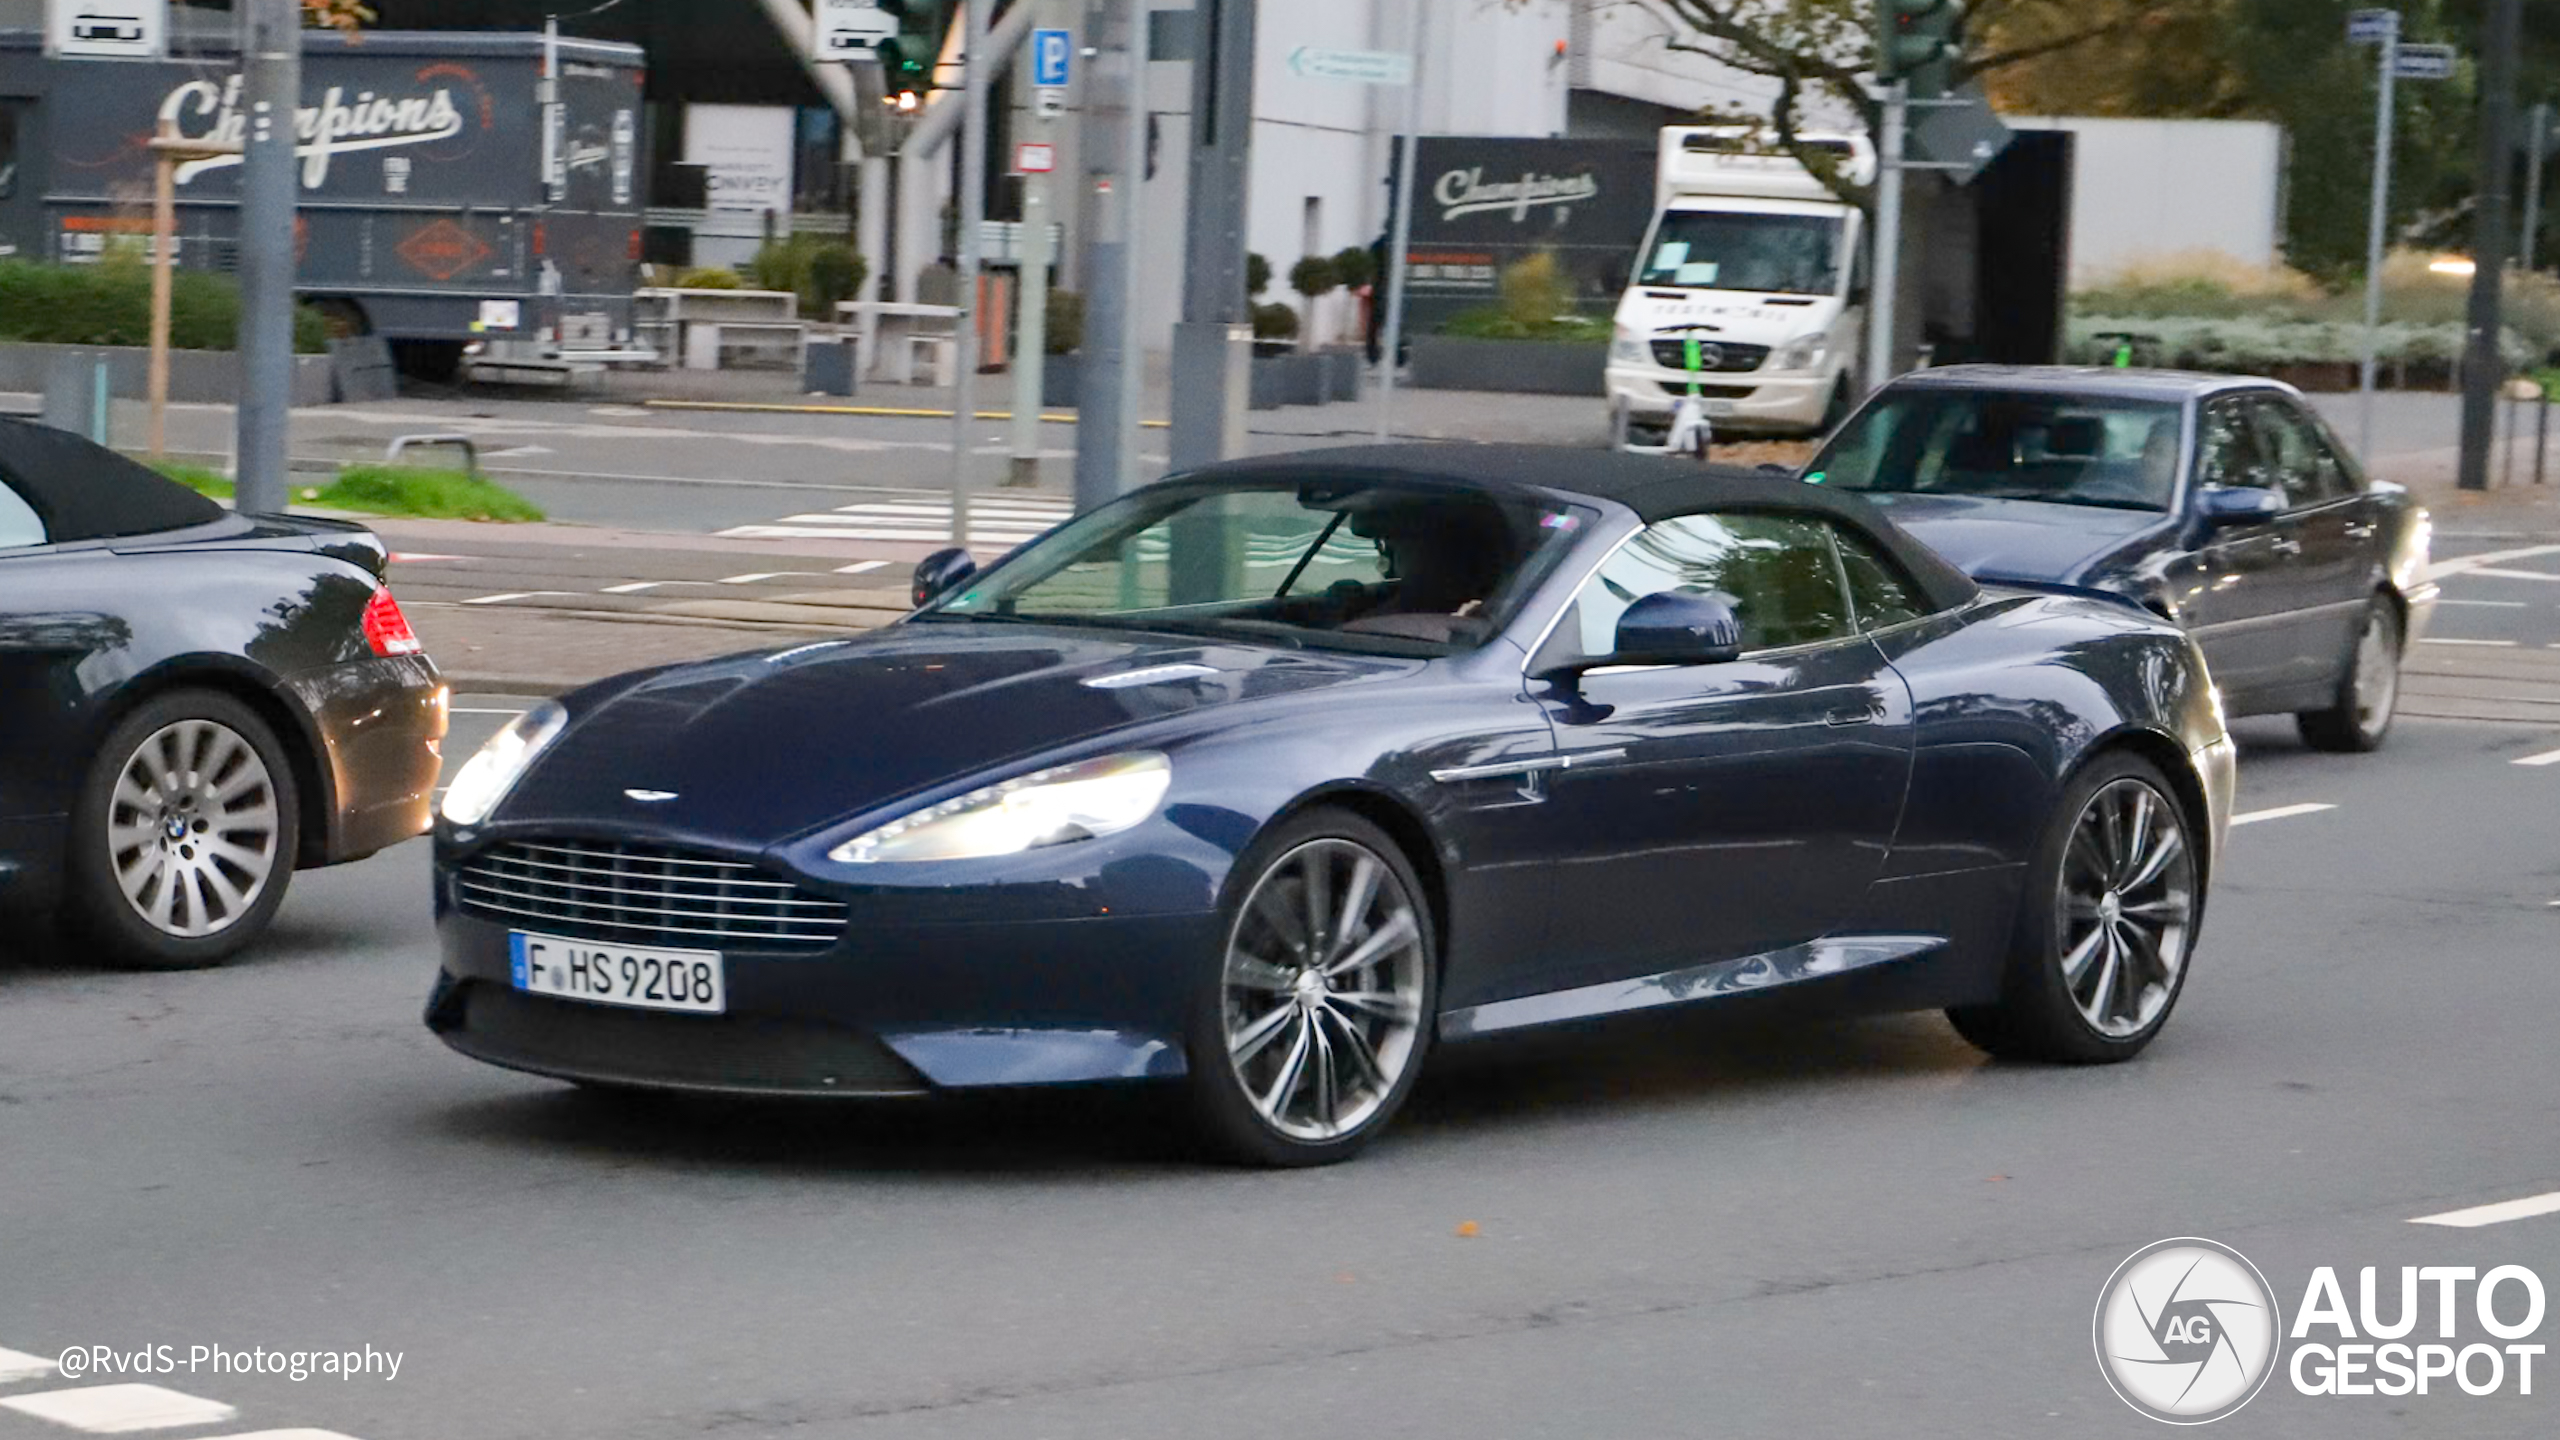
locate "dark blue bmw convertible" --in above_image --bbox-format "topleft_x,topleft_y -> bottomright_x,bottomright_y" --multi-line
426,446 -> 2235,1165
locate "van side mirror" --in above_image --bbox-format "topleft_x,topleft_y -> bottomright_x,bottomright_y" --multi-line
911,547 -> 978,608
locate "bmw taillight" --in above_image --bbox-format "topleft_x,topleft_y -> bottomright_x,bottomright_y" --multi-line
364,585 -> 424,657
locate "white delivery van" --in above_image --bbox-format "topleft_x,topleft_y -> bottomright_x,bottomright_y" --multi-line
1606,127 -> 1876,439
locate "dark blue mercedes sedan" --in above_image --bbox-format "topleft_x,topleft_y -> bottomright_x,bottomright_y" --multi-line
426,445 -> 2234,1165
1805,367 -> 2438,752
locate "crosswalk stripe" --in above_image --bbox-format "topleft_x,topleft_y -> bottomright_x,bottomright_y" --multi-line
0,1347 -> 56,1383
716,493 -> 1073,545
0,1383 -> 239,1432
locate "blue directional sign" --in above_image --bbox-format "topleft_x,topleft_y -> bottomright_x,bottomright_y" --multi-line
1033,28 -> 1073,89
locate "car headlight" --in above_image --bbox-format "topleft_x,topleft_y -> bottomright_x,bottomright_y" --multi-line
439,700 -> 568,827
830,752 -> 1172,865
1770,333 -> 1830,372
1608,324 -> 1648,365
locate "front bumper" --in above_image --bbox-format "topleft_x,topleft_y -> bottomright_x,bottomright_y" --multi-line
425,828 -> 1226,1096
2193,733 -> 2238,865
1606,363 -> 1833,434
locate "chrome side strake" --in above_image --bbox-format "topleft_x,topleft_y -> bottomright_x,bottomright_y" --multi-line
1428,748 -> 1627,784
1438,934 -> 1946,1040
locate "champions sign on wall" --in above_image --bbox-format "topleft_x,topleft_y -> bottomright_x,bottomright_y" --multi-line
1394,138 -> 1654,331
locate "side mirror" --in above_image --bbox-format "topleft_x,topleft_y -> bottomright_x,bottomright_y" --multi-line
911,547 -> 978,608
2195,486 -> 2285,527
1534,592 -> 1744,683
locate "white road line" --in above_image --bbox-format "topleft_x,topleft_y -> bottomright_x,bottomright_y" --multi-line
204,1431 -> 365,1440
2230,803 -> 2337,826
2427,543 -> 2560,581
460,591 -> 585,606
2412,1192 -> 2560,1228
836,560 -> 890,575
387,552 -> 471,564
2435,598 -> 2529,608
2514,748 -> 2560,767
0,1347 -> 57,1383
0,1384 -> 239,1432
717,571 -> 828,585
2420,637 -> 2518,647
2465,567 -> 2560,583
598,580 -> 716,594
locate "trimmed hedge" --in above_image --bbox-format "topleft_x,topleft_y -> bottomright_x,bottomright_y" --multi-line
0,257 -> 327,353
2066,315 -> 2525,373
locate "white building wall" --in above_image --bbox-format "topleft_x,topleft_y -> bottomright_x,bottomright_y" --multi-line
2013,117 -> 2286,284
1570,0 -> 1778,120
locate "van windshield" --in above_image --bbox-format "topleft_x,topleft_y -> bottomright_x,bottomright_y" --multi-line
1636,211 -> 1842,296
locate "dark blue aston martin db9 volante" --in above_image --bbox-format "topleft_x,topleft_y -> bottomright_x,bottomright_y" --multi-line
1806,367 -> 2437,753
426,446 -> 2235,1165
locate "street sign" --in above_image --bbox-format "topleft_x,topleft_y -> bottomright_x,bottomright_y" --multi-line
1909,85 -> 2015,185
1015,141 -> 1056,175
2346,8 -> 2401,43
1036,89 -> 1068,120
46,0 -> 166,60
2394,43 -> 2459,80
813,0 -> 895,59
1286,46 -> 1414,87
1032,27 -> 1073,88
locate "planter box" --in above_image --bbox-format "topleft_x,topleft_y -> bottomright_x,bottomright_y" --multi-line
1318,349 -> 1365,402
1041,352 -> 1081,410
1249,353 -> 1328,410
1409,336 -> 1606,396
0,342 -> 335,408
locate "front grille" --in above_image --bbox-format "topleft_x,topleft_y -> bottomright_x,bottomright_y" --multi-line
455,839 -> 846,952
1650,338 -> 1768,373
1657,382 -> 1758,400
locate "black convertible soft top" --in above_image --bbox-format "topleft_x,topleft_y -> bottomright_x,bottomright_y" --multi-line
1193,442 -> 1982,614
0,418 -> 227,543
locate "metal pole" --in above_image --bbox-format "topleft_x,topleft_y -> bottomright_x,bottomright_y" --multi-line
2358,21 -> 2399,461
148,127 -> 177,460
1008,4 -> 1061,487
2539,389 -> 2550,485
2458,0 -> 2525,492
1167,0 -> 1257,473
1865,80 -> 1909,395
234,0 -> 300,517
2523,102 -> 2550,273
949,0 -> 993,543
1072,0 -> 1143,511
1373,0 -> 1428,442
2504,387 -> 2520,487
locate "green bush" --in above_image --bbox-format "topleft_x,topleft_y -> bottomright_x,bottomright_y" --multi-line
1330,245 -> 1377,292
1438,308 -> 1613,344
2065,315 -> 2523,372
150,460 -> 234,501
745,234 -> 868,318
672,266 -> 743,290
1250,301 -> 1299,342
317,466 -> 544,523
1044,288 -> 1084,356
1247,252 -> 1272,298
0,257 -> 327,353
1288,255 -> 1340,300
1499,249 -> 1576,331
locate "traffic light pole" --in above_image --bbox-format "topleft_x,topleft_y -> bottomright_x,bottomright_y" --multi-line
1863,80 -> 1909,396
234,0 -> 300,517
2457,0 -> 2524,493
949,0 -> 993,542
2357,19 -> 2399,461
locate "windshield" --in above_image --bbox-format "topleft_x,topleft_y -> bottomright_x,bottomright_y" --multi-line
919,479 -> 1590,655
1636,210 -> 1843,296
1808,391 -> 2187,512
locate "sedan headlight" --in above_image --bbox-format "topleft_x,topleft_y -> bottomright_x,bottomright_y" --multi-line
830,752 -> 1172,865
439,700 -> 568,827
1769,333 -> 1830,372
1608,324 -> 1648,365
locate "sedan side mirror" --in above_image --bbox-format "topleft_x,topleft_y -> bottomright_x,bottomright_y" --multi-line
911,547 -> 978,608
2195,486 -> 2286,527
1535,592 -> 1745,683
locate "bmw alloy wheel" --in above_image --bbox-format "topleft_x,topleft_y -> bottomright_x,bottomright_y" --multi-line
105,718 -> 283,939
1221,837 -> 1428,1143
2056,777 -> 2196,1040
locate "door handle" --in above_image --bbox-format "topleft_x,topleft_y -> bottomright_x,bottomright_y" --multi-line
2270,537 -> 2303,556
2344,523 -> 2377,539
1825,704 -> 1880,728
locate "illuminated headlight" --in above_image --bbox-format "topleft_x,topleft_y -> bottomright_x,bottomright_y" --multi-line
439,700 -> 568,827
1770,333 -> 1830,372
830,752 -> 1172,865
1608,324 -> 1648,365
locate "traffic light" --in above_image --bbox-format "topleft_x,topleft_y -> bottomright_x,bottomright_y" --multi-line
876,1 -> 948,102
1876,0 -> 1965,99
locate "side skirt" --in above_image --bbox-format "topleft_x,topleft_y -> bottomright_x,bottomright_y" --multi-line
1436,934 -> 1949,1042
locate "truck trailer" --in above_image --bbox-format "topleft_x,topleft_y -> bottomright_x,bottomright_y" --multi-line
0,28 -> 648,377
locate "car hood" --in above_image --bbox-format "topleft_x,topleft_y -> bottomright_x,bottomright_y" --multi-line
501,622 -> 1408,841
1858,493 -> 2169,584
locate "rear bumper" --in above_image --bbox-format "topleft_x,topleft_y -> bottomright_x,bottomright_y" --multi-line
289,655 -> 446,867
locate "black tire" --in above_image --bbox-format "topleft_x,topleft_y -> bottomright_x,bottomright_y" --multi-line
64,690 -> 301,971
1817,377 -> 1853,437
1184,808 -> 1438,1167
2297,595 -> 2402,753
1946,751 -> 2201,1064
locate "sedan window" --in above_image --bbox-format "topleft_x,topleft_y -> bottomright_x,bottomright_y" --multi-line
1811,390 -> 2186,511
0,478 -> 44,549
1566,511 -> 1857,658
2245,398 -> 2352,508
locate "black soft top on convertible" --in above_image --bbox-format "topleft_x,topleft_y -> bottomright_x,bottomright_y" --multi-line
1195,443 -> 1982,614
0,418 -> 227,543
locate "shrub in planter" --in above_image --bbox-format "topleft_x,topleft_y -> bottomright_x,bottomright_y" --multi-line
1330,246 -> 1377,294
1252,301 -> 1300,344
1289,255 -> 1339,351
1247,252 -> 1273,302
746,234 -> 867,318
672,266 -> 743,290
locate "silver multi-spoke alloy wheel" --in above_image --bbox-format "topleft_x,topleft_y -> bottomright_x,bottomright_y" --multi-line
105,719 -> 283,939
1221,837 -> 1428,1143
2350,607 -> 2400,735
2056,777 -> 2196,1040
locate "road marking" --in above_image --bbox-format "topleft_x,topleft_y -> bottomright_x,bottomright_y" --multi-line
835,560 -> 890,575
204,1431 -> 365,1440
2420,637 -> 2518,647
2427,543 -> 2560,581
598,580 -> 716,594
0,1384 -> 238,1432
459,592 -> 584,606
720,495 -> 1073,546
2435,598 -> 2529,607
2412,1192 -> 2560,1228
0,1347 -> 56,1383
2515,747 -> 2560,767
2464,567 -> 2560,583
2231,803 -> 2337,826
717,571 -> 828,585
387,552 -> 471,564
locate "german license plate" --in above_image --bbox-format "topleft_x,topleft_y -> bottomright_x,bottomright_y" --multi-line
509,931 -> 725,1014
1700,399 -> 1738,417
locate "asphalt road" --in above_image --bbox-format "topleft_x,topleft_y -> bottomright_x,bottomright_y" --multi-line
4,700 -> 2560,1439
